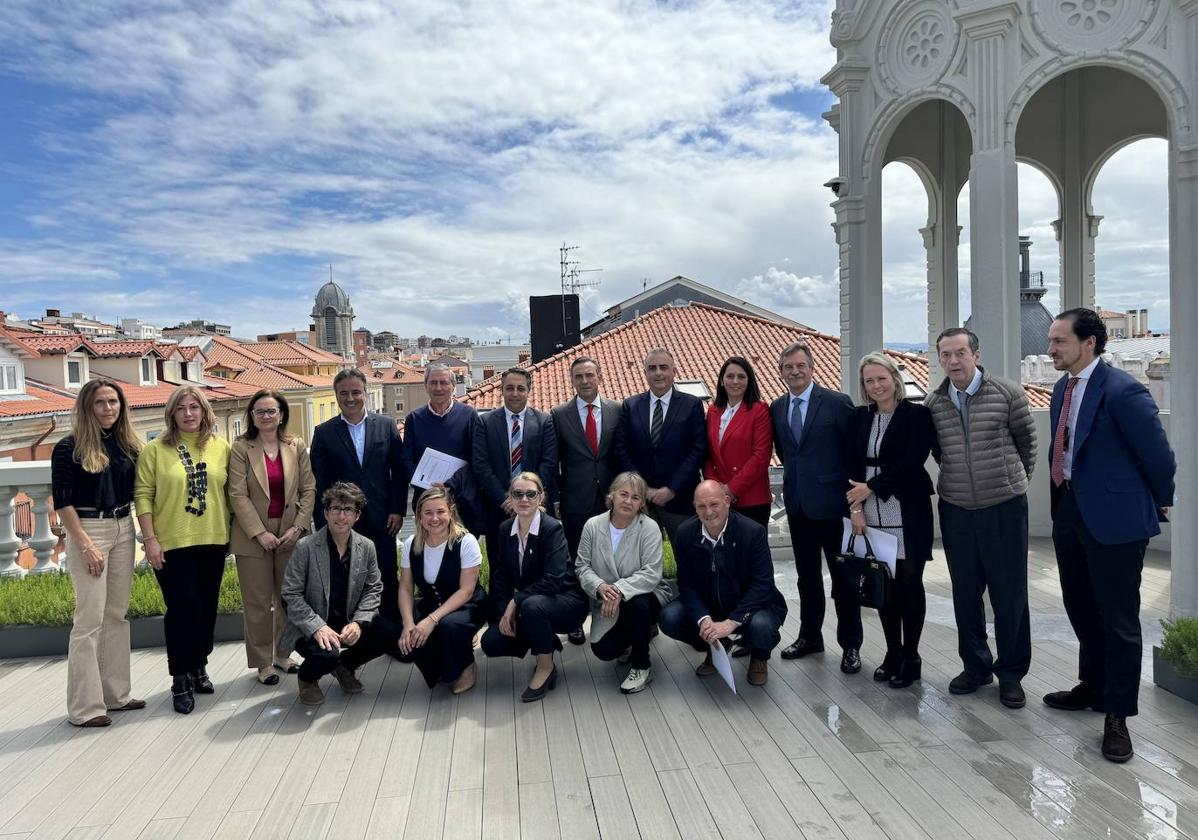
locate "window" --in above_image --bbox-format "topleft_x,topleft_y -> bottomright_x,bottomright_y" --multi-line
233,419 -> 243,436
320,403 -> 327,422
324,308 -> 338,347
0,364 -> 19,393
140,357 -> 152,383
395,401 -> 404,411
67,360 -> 82,385
146,430 -> 160,442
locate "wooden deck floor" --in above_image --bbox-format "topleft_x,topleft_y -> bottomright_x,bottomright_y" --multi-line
0,538 -> 1194,840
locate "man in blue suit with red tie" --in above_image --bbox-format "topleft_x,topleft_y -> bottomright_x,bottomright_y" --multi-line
1042,308 -> 1175,763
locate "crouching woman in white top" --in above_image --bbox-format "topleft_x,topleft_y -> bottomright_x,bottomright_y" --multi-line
398,487 -> 487,694
575,471 -> 674,693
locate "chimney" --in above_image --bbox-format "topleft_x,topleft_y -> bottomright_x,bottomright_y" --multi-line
46,308 -> 61,318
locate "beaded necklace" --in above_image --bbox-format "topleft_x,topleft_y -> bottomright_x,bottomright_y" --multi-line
176,443 -> 209,517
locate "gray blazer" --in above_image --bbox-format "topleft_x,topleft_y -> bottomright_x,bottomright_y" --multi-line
574,512 -> 673,644
280,527 -> 382,652
552,396 -> 623,520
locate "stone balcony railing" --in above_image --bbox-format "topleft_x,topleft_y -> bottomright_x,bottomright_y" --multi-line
0,461 -> 62,578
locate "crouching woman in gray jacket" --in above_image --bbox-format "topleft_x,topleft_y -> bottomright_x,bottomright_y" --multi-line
575,471 -> 674,694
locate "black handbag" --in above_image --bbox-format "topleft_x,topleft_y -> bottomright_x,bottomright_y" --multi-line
830,533 -> 891,610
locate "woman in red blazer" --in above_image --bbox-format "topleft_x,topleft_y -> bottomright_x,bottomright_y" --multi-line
704,356 -> 775,527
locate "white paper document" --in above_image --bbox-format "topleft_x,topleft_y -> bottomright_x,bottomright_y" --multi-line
710,640 -> 737,695
840,518 -> 899,578
410,448 -> 467,490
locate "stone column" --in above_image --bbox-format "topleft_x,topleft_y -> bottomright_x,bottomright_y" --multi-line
1052,213 -> 1102,312
923,221 -> 961,385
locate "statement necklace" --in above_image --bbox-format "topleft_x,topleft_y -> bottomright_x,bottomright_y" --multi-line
177,443 -> 209,517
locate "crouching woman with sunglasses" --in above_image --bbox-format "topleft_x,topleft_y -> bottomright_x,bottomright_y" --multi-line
480,472 -> 588,702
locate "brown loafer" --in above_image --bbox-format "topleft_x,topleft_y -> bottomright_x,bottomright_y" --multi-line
748,658 -> 769,686
452,662 -> 477,695
111,699 -> 146,712
75,714 -> 112,727
298,679 -> 325,706
695,651 -> 717,676
334,666 -> 364,694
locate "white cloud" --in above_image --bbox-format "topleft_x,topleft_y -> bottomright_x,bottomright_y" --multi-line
736,267 -> 836,308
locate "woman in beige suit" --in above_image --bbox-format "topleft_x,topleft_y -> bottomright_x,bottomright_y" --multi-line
575,471 -> 673,694
229,390 -> 316,684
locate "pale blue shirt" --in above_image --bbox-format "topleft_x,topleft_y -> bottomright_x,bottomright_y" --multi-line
341,413 -> 367,465
950,368 -> 983,414
788,381 -> 815,429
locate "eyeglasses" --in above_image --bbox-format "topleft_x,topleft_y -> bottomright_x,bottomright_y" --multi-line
252,408 -> 280,417
510,490 -> 541,500
327,506 -> 359,516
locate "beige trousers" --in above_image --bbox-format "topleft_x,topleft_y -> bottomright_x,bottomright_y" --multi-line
234,517 -> 295,669
66,515 -> 136,724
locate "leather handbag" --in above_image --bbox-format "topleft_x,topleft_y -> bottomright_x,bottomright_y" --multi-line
830,533 -> 891,609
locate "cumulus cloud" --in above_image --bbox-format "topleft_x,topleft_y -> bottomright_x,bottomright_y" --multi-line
736,267 -> 836,308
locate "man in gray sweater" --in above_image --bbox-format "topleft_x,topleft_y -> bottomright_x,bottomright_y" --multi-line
927,328 -> 1038,709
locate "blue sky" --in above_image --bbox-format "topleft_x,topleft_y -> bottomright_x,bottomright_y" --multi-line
0,0 -> 1168,344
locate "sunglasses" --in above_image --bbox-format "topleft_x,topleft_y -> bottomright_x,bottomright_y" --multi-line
509,490 -> 541,500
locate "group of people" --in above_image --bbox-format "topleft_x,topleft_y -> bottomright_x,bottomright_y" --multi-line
50,307 -> 1174,765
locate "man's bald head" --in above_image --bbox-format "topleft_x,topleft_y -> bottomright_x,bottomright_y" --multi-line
694,480 -> 731,536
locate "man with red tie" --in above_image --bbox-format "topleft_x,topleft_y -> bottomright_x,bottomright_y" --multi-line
1042,308 -> 1175,763
552,357 -> 623,644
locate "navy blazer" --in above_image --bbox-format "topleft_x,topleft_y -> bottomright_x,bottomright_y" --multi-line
309,413 -> 407,538
472,407 -> 559,524
1049,361 -> 1175,545
486,513 -> 580,618
614,389 -> 706,515
770,383 -> 855,520
673,512 -> 787,626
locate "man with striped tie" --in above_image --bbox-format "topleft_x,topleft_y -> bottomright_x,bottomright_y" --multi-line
473,367 -> 558,564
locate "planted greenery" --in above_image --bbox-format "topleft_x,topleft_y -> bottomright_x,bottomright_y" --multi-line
1160,617 -> 1198,678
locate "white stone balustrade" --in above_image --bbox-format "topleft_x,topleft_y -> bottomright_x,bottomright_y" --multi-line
0,461 -> 61,577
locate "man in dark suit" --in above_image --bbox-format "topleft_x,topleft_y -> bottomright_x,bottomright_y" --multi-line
659,480 -> 787,686
769,340 -> 860,672
614,347 -> 706,548
310,369 -> 407,620
552,356 -> 622,645
473,366 -> 558,560
1042,308 -> 1175,763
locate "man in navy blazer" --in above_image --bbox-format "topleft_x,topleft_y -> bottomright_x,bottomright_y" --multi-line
1042,308 -> 1175,764
614,347 -> 706,547
473,367 -> 558,559
309,369 -> 408,620
769,340 -> 860,671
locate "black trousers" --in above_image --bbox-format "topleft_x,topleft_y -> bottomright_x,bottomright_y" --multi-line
786,509 -> 862,648
735,504 -> 773,529
659,600 -> 782,660
396,602 -> 485,687
563,510 -> 603,632
1052,486 -> 1146,717
294,614 -> 402,683
939,495 -> 1031,681
648,504 -> 690,550
878,558 -> 927,656
357,521 -> 399,622
154,544 -> 227,676
590,593 -> 662,669
481,591 -> 589,658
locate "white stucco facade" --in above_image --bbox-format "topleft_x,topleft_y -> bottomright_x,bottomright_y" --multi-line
822,0 -> 1198,619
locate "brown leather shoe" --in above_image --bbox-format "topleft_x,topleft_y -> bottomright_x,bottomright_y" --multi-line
334,666 -> 364,694
298,678 -> 325,705
748,658 -> 769,686
452,662 -> 477,695
111,699 -> 146,712
696,651 -> 717,676
75,714 -> 112,727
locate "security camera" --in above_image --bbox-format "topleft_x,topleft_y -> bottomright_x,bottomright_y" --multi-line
824,176 -> 847,196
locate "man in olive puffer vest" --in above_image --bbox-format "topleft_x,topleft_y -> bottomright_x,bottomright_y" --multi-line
926,328 -> 1038,709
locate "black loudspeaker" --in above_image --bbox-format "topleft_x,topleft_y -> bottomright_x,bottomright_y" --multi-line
530,294 -> 580,363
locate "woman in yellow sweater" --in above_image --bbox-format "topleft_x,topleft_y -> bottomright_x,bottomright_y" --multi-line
135,385 -> 231,714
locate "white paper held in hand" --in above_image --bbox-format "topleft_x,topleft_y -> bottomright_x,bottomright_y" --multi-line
411,448 -> 467,490
710,640 -> 737,695
840,518 -> 898,578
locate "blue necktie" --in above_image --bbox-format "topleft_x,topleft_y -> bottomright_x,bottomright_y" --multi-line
790,397 -> 805,446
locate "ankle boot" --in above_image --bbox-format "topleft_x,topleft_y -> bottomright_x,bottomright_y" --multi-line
191,668 -> 214,694
172,674 -> 195,714
889,655 -> 922,688
873,651 -> 902,682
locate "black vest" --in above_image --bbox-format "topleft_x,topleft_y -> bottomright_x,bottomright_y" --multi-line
410,538 -> 484,613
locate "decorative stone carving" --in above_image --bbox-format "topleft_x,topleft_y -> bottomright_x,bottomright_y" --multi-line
878,1 -> 957,93
1029,0 -> 1160,53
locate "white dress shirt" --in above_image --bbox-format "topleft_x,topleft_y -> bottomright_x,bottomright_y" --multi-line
510,510 -> 542,572
341,413 -> 367,465
718,402 -> 740,443
1062,357 -> 1102,480
649,390 -> 672,425
576,396 -> 602,439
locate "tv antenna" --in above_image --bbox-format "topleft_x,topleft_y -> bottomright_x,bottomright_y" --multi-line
560,243 -> 602,296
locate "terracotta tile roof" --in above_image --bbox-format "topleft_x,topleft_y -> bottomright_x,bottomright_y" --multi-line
0,326 -> 41,359
88,340 -> 165,359
359,361 -> 425,385
1098,309 -> 1127,319
461,302 -> 1053,410
176,346 -> 202,362
242,341 -> 345,366
22,334 -> 91,355
0,383 -> 73,417
199,336 -> 330,390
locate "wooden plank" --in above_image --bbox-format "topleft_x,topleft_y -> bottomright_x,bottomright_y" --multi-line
400,681 -> 457,840
791,756 -> 888,840
879,744 -> 1015,840
559,642 -> 620,778
447,655 -> 487,792
655,769 -> 722,840
518,782 -> 560,840
444,788 -> 483,840
303,656 -> 390,805
541,651 -> 600,840
481,658 -> 519,840
588,775 -> 640,840
718,762 -> 803,840
366,797 -> 410,840
136,817 -> 184,840
375,665 -> 431,803
287,803 -> 335,840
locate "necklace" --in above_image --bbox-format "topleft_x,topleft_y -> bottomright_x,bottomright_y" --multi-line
177,443 -> 208,517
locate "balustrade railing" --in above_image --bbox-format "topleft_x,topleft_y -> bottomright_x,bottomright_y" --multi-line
0,462 -> 63,577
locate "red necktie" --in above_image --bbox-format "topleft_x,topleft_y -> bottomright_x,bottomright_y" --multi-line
585,403 -> 598,456
1051,376 -> 1079,486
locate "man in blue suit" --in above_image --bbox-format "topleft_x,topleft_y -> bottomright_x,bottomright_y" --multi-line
1043,308 -> 1175,764
310,369 -> 408,620
614,347 -> 706,548
473,367 -> 558,562
769,340 -> 860,671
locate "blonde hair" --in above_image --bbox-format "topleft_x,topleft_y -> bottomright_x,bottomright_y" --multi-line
412,486 -> 468,553
161,385 -> 217,448
857,352 -> 906,407
71,379 -> 141,473
508,471 -> 547,513
605,471 -> 649,514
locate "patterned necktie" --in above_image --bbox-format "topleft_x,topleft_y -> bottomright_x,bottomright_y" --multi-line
1051,376 -> 1080,486
585,403 -> 599,456
650,398 -> 664,445
510,415 -> 523,477
789,396 -> 804,446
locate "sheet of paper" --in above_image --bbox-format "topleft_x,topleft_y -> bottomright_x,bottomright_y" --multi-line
710,639 -> 737,695
410,448 -> 468,490
840,518 -> 899,578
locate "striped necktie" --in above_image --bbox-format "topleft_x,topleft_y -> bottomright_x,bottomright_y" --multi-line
510,415 -> 523,477
650,398 -> 664,445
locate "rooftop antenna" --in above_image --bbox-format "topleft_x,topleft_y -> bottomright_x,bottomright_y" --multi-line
559,242 -> 603,335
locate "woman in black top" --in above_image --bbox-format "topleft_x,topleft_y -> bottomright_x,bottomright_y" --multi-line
51,379 -> 144,727
397,487 -> 487,694
846,353 -> 936,688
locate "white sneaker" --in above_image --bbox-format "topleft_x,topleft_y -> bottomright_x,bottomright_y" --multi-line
620,667 -> 652,694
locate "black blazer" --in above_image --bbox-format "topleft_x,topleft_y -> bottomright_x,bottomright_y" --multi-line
673,511 -> 787,626
847,400 -> 936,562
310,413 -> 407,538
472,407 -> 558,527
487,513 -> 580,618
551,396 -> 622,520
770,383 -> 854,520
614,389 -> 706,515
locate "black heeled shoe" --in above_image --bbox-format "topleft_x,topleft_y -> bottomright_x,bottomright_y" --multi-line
873,652 -> 902,682
191,668 -> 214,694
888,655 -> 922,689
172,674 -> 195,715
521,666 -> 558,703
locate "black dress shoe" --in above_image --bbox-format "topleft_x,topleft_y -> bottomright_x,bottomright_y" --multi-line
1102,715 -> 1133,763
567,627 -> 586,646
840,648 -> 862,674
780,638 -> 825,660
171,675 -> 195,715
999,680 -> 1026,709
191,669 -> 215,694
521,667 -> 558,703
888,655 -> 921,689
1043,683 -> 1103,712
873,652 -> 902,682
948,671 -> 993,694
